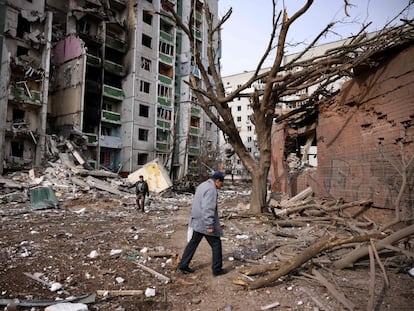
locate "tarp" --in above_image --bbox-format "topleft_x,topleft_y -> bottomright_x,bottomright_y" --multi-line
127,158 -> 172,193
29,186 -> 59,210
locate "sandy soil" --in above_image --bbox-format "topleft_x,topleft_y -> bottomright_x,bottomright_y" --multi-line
0,188 -> 413,310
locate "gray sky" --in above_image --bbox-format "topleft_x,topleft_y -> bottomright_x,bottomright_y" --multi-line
218,0 -> 413,76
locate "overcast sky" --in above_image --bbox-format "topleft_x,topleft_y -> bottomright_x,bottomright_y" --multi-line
218,0 -> 414,76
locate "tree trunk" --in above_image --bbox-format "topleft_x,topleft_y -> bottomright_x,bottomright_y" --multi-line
249,165 -> 269,214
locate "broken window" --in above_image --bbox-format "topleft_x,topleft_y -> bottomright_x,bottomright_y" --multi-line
13,109 -> 25,123
190,116 -> 200,128
139,104 -> 149,118
142,33 -> 152,48
160,18 -> 174,35
143,11 -> 153,25
11,141 -> 24,157
141,57 -> 151,71
17,14 -> 30,38
138,153 -> 148,165
138,128 -> 149,141
16,46 -> 29,57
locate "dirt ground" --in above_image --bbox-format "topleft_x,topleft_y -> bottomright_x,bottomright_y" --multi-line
0,185 -> 413,310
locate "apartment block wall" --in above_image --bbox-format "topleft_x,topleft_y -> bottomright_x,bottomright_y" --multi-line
316,45 -> 414,211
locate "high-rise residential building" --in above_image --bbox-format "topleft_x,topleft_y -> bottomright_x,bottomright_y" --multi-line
0,0 -> 220,177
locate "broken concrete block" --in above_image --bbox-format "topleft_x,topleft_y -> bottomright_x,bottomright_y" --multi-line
29,186 -> 59,210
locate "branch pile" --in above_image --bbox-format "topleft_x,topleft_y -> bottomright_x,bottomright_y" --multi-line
234,187 -> 414,298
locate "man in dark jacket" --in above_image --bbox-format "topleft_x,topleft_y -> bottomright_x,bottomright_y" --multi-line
177,171 -> 227,276
130,175 -> 149,212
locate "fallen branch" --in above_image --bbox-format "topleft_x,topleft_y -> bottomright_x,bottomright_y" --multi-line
333,224 -> 414,269
243,233 -> 385,289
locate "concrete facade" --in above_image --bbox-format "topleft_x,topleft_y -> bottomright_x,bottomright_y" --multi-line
0,0 -> 220,178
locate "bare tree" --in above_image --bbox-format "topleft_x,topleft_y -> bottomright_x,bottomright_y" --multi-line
163,1 -> 414,214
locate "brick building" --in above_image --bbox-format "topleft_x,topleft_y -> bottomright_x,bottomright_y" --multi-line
271,43 -> 414,215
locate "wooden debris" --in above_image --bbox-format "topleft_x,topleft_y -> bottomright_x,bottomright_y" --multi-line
333,224 -> 414,269
243,233 -> 386,289
311,269 -> 356,310
96,290 -> 143,296
135,262 -> 171,283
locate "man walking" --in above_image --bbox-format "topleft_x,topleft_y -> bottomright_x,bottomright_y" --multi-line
177,171 -> 227,276
130,175 -> 149,212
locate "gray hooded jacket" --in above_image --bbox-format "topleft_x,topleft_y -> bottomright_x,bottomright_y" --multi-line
189,178 -> 222,237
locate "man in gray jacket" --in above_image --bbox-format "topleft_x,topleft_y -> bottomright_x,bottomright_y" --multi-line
177,171 -> 227,276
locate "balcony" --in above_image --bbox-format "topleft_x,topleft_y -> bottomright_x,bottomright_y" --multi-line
157,119 -> 171,129
158,74 -> 172,85
189,127 -> 199,135
188,146 -> 199,155
191,106 -> 201,115
160,30 -> 173,43
105,34 -> 127,53
157,97 -> 172,107
108,0 -> 126,11
100,135 -> 122,148
9,85 -> 42,106
191,27 -> 202,39
101,109 -> 121,123
103,84 -> 124,100
85,133 -> 98,146
195,11 -> 202,22
159,53 -> 173,65
156,141 -> 169,151
87,54 -> 101,67
104,59 -> 125,76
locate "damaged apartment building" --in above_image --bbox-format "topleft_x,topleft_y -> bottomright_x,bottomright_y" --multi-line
0,0 -> 220,177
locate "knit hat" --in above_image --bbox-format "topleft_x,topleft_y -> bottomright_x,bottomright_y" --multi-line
212,171 -> 225,182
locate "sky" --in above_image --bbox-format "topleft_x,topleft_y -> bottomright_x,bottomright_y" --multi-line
218,0 -> 414,76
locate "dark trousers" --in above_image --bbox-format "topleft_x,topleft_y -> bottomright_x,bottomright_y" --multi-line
136,193 -> 145,211
178,230 -> 223,274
